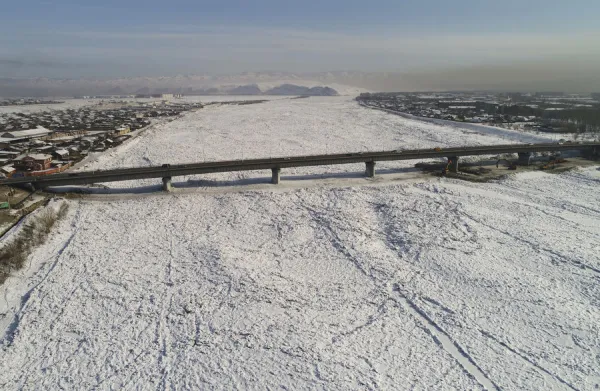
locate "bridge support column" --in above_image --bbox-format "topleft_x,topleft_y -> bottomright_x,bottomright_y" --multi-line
365,161 -> 376,178
162,177 -> 173,192
518,152 -> 533,166
447,156 -> 459,173
271,168 -> 281,184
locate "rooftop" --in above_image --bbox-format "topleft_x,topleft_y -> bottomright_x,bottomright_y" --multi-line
1,126 -> 51,139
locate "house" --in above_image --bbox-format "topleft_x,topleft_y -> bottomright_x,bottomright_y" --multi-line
30,139 -> 46,146
52,149 -> 70,160
80,136 -> 98,146
0,165 -> 16,177
13,154 -> 53,171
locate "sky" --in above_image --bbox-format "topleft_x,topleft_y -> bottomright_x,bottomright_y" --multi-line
1,0 -> 599,80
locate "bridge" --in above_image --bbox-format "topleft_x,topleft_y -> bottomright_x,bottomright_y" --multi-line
1,142 -> 598,191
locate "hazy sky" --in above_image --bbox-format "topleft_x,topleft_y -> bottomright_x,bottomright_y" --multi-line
1,0 -> 599,78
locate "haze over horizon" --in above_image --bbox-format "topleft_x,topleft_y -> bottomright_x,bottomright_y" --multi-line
2,0 -> 600,93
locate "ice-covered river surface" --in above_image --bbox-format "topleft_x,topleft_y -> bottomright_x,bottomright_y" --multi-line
1,97 -> 599,390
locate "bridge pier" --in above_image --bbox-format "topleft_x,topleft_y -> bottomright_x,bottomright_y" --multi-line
162,177 -> 173,192
518,152 -> 533,166
447,156 -> 459,173
365,161 -> 376,178
271,167 -> 281,184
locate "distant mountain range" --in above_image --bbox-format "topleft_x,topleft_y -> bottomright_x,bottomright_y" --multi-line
0,72 -> 369,98
264,84 -> 337,96
183,83 -> 338,96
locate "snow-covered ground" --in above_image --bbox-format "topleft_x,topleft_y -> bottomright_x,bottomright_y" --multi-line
1,97 -> 599,390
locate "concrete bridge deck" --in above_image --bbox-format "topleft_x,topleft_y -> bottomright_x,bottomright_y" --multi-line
1,142 -> 598,190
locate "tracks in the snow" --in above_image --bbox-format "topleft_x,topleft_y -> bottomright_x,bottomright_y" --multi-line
1,203 -> 83,347
392,284 -> 500,391
156,196 -> 179,389
461,210 -> 600,277
302,195 -> 499,390
479,330 -> 580,391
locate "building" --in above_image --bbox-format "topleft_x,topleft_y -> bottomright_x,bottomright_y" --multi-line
45,130 -> 87,140
0,126 -> 52,147
13,154 -> 53,171
0,165 -> 16,177
52,149 -> 70,160
1,126 -> 51,140
114,125 -> 131,136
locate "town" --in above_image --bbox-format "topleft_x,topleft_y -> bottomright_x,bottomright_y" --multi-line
0,99 -> 204,179
0,98 -> 64,106
357,91 -> 600,136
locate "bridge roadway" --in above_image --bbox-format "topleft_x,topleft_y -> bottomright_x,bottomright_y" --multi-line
0,142 -> 598,189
